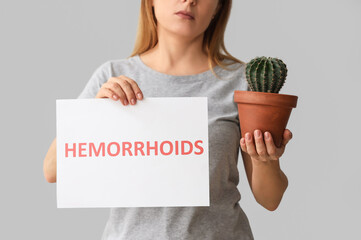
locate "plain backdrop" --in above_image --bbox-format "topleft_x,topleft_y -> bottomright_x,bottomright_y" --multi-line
0,0 -> 360,239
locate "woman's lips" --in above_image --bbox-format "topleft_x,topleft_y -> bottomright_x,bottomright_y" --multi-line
175,12 -> 194,20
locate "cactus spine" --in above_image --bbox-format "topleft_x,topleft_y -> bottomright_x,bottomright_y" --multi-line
245,56 -> 288,93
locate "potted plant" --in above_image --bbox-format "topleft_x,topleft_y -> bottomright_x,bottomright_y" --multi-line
234,56 -> 298,148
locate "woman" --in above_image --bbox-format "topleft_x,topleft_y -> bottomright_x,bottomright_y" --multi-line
44,0 -> 292,239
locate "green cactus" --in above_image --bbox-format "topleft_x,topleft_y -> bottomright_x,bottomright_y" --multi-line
245,56 -> 288,93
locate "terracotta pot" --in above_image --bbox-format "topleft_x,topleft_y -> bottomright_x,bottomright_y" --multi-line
234,90 -> 298,148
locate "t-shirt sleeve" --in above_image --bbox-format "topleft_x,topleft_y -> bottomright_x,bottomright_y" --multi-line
77,61 -> 111,99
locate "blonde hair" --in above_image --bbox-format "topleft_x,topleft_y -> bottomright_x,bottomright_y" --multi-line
129,0 -> 245,79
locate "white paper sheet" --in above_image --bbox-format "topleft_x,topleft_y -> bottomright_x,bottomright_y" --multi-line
56,97 -> 209,208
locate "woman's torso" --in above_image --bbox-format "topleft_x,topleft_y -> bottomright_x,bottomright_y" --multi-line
77,54 -> 254,240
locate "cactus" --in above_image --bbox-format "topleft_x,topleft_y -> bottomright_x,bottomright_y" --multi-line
245,56 -> 288,93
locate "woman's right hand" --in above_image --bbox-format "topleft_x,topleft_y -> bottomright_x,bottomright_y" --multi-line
95,75 -> 143,105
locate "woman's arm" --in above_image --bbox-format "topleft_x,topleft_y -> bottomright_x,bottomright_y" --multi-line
240,129 -> 292,211
43,137 -> 57,183
242,150 -> 288,211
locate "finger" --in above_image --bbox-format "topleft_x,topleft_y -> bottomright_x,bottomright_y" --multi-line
103,81 -> 128,105
96,87 -> 116,100
118,75 -> 143,100
281,129 -> 293,148
106,78 -> 128,102
240,137 -> 247,153
253,129 -> 268,160
245,132 -> 258,159
264,131 -> 278,160
111,77 -> 137,105
285,129 -> 293,139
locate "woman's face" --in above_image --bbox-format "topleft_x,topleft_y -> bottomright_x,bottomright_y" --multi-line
152,0 -> 220,39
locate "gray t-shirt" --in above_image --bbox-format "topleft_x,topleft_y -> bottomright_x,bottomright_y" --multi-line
77,54 -> 254,240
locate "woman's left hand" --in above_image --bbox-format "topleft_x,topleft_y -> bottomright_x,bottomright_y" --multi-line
240,129 -> 293,163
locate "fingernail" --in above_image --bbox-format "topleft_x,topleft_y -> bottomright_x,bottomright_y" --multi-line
255,130 -> 261,137
113,95 -> 118,99
137,93 -> 142,99
131,99 -> 135,105
265,132 -> 270,139
124,99 -> 128,105
246,133 -> 251,140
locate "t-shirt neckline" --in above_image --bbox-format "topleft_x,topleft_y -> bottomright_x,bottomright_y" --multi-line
134,54 -> 221,80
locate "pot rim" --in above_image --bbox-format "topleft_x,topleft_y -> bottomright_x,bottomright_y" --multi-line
234,90 -> 298,108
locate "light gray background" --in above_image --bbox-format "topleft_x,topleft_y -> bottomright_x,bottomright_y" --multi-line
0,0 -> 359,239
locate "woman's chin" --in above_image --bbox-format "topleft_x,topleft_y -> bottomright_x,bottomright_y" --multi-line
166,28 -> 199,39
